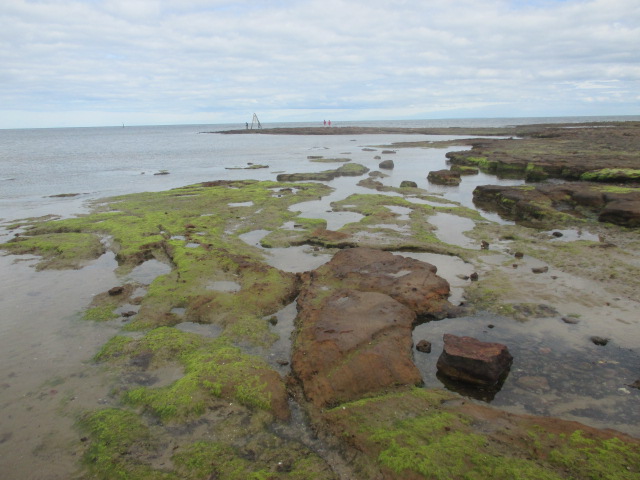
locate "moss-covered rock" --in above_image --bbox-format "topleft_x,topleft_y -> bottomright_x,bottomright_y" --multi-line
1,232 -> 105,270
319,388 -> 640,480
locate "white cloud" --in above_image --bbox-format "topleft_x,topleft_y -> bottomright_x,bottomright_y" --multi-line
1,0 -> 639,128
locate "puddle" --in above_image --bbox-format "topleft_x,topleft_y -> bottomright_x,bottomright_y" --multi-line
386,205 -> 412,220
207,281 -> 241,292
238,229 -> 270,247
171,307 -> 186,316
395,251 -> 474,306
228,201 -> 254,207
264,246 -> 332,273
546,229 -> 600,242
412,312 -> 640,436
265,302 -> 298,373
429,212 -> 477,248
125,259 -> 172,284
239,229 -> 332,272
175,321 -> 223,338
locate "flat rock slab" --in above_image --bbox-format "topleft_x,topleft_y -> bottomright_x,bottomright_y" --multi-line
291,289 -> 421,407
299,247 -> 455,320
437,333 -> 513,386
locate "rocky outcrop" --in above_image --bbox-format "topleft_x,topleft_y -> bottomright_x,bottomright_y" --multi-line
276,163 -> 369,182
473,183 -> 640,227
290,289 -> 421,407
298,247 -> 457,320
427,169 -> 461,186
436,334 -> 513,386
378,159 -> 394,169
290,248 -> 459,407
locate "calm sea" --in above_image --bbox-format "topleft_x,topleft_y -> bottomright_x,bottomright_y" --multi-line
1,116 -> 638,222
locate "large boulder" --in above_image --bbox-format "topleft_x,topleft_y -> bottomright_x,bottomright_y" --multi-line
290,289 -> 421,407
436,334 -> 513,386
379,159 -> 395,169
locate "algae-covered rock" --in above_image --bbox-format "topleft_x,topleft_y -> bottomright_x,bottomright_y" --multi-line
1,232 -> 105,270
319,388 -> 640,480
97,327 -> 290,421
276,163 -> 369,181
473,183 -> 640,228
428,169 -> 461,185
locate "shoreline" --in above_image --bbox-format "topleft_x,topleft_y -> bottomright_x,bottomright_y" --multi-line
1,122 -> 639,479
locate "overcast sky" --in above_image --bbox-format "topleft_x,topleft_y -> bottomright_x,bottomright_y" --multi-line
1,0 -> 639,128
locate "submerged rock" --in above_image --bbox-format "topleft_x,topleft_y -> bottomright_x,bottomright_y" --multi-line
436,334 -> 513,386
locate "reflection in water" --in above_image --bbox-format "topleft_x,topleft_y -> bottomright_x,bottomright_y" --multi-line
412,313 -> 640,436
239,229 -> 332,272
125,259 -> 171,284
175,321 -> 223,338
429,212 -> 477,248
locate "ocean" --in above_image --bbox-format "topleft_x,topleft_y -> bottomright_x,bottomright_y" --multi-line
1,116 -> 638,479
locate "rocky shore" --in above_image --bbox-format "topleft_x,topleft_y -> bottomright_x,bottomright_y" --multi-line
2,122 -> 639,479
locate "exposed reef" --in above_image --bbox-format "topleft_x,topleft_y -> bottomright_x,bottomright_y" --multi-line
2,122 -> 640,479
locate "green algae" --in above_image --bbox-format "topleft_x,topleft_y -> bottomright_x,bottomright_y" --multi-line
1,232 -> 105,270
581,168 -> 640,182
276,163 -> 369,181
8,180 -> 333,340
97,327 -> 285,421
323,388 -> 640,480
172,439 -> 335,480
79,408 -> 177,480
83,304 -> 120,321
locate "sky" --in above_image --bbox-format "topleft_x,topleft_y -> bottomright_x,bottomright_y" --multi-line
1,0 -> 639,128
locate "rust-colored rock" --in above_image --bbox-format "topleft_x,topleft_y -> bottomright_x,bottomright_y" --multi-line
298,247 -> 456,320
437,334 -> 513,386
291,289 -> 421,407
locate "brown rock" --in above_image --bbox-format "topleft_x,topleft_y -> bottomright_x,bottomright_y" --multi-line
379,159 -> 395,169
437,334 -> 513,386
532,266 -> 549,274
108,286 -> 124,296
599,200 -> 640,228
427,169 -> 461,186
299,247 -> 455,320
416,340 -> 432,353
291,290 -> 421,407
